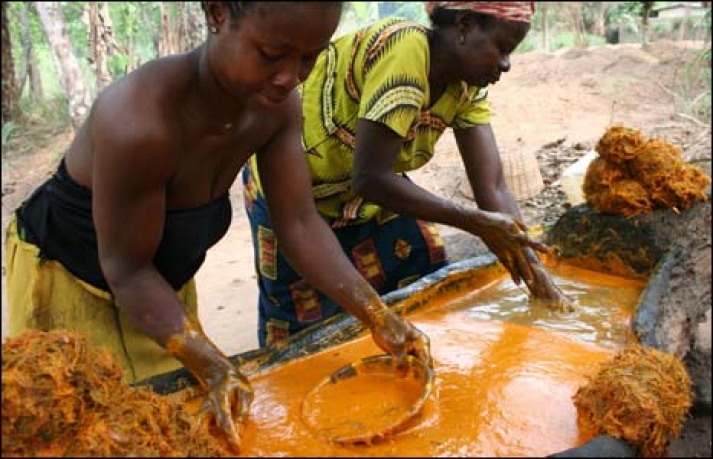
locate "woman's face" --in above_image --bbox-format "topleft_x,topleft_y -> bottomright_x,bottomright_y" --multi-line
453,18 -> 529,88
206,2 -> 342,106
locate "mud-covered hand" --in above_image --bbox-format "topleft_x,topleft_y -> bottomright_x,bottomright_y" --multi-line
368,307 -> 433,370
466,209 -> 551,287
165,319 -> 254,453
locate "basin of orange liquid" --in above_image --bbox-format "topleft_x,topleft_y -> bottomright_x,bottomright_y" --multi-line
231,260 -> 645,457
301,354 -> 433,445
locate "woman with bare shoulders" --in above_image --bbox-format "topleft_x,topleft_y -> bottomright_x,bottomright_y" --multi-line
5,1 -> 394,450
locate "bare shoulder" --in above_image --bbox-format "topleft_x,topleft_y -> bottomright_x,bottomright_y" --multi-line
93,53 -> 195,139
89,54 -> 197,178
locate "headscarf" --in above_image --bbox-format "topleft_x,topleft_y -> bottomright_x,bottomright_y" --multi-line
425,2 -> 535,24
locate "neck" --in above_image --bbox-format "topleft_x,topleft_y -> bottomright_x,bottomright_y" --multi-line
194,43 -> 248,126
427,29 -> 450,85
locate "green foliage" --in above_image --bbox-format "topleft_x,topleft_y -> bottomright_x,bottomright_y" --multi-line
107,53 -> 130,77
62,2 -> 89,61
674,46 -> 712,122
515,35 -> 538,54
3,95 -> 72,157
346,2 -> 371,21
3,0 -> 710,129
551,32 -> 606,50
109,2 -> 162,73
387,2 -> 429,25
339,1 -> 428,36
20,93 -> 72,126
6,3 -> 49,84
607,1 -> 645,23
2,122 -> 16,147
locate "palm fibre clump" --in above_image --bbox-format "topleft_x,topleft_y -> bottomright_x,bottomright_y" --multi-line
584,124 -> 711,217
573,343 -> 692,457
583,156 -> 653,217
595,124 -> 646,164
1,329 -> 230,457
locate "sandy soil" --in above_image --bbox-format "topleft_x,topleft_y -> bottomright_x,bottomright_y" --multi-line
2,40 -> 711,456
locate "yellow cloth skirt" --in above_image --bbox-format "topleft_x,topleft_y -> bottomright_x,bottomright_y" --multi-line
4,216 -> 198,384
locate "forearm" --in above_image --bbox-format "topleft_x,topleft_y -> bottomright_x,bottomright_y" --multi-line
358,172 -> 495,234
472,183 -> 542,261
274,213 -> 389,326
105,261 -> 250,451
474,180 -> 522,217
105,266 -> 191,346
455,124 -> 527,220
108,266 -> 234,386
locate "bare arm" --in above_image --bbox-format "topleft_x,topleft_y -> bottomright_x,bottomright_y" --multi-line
90,84 -> 251,452
353,119 -> 496,231
91,86 -> 185,344
351,118 -> 547,286
454,124 -> 572,307
454,124 -> 522,219
257,94 -> 431,366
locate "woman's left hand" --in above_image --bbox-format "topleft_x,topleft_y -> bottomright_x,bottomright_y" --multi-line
466,209 -> 550,286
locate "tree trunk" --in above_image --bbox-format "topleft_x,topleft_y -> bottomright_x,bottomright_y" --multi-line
15,5 -> 29,101
541,2 -> 550,52
36,1 -> 93,132
88,2 -> 118,93
141,2 -> 160,57
592,5 -> 607,37
1,2 -> 21,123
565,3 -> 587,48
20,2 -> 44,103
182,2 -> 204,51
680,9 -> 690,41
640,1 -> 654,47
126,34 -> 135,73
176,2 -> 186,51
158,3 -> 176,56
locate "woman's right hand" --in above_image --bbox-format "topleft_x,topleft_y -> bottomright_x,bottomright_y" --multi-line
523,261 -> 575,312
192,362 -> 254,453
466,209 -> 551,287
166,321 -> 254,453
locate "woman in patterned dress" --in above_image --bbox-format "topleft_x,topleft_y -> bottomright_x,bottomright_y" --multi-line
242,1 -> 565,347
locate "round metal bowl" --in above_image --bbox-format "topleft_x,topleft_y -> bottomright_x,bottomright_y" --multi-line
300,354 -> 433,445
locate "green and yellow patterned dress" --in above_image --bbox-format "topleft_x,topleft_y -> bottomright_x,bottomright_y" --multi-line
243,17 -> 491,346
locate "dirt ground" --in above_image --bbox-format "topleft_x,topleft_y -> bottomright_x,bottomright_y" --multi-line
2,40 -> 711,456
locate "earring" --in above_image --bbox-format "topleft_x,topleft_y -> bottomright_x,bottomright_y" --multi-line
459,34 -> 465,45
209,25 -> 219,34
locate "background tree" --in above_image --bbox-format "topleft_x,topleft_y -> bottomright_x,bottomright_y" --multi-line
36,1 -> 92,132
177,2 -> 204,52
2,1 -> 709,148
2,2 -> 21,124
17,2 -> 45,104
640,1 -> 655,46
158,2 -> 177,56
88,2 -> 121,93
539,2 -> 551,51
563,3 -> 588,47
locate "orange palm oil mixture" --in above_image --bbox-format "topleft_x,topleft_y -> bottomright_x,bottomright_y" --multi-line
302,366 -> 426,443
234,263 -> 645,457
